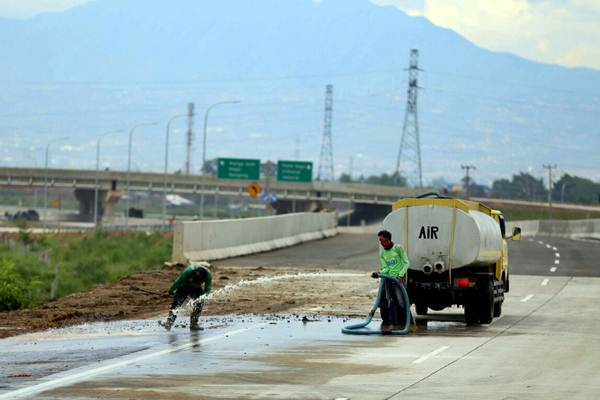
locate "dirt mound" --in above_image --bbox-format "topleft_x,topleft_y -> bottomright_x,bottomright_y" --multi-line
0,263 -> 375,339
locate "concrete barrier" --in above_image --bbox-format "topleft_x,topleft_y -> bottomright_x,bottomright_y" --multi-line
508,219 -> 600,239
172,212 -> 338,262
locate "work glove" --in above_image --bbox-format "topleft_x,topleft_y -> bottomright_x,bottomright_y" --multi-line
371,272 -> 380,279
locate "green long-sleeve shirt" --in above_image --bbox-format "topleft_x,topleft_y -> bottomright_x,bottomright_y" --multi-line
168,263 -> 212,295
379,244 -> 410,278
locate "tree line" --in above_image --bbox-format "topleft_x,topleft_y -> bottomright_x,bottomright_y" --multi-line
337,171 -> 600,205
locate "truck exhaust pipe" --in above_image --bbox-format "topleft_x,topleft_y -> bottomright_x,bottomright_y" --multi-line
423,263 -> 433,275
434,261 -> 445,274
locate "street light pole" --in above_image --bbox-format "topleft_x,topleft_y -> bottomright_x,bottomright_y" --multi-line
461,164 -> 476,199
44,137 -> 69,231
126,122 -> 158,226
94,130 -> 123,230
200,100 -> 241,219
163,114 -> 188,226
560,181 -> 570,203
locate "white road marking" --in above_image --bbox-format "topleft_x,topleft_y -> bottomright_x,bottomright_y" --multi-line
550,267 -> 558,272
413,346 -> 450,364
555,253 -> 560,258
545,244 -> 551,249
538,241 -> 545,245
552,246 -> 558,251
521,294 -> 535,303
541,279 -> 549,286
554,259 -> 560,265
0,324 -> 267,400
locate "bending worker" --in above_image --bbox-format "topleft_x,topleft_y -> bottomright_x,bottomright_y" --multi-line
159,261 -> 212,331
372,230 -> 414,332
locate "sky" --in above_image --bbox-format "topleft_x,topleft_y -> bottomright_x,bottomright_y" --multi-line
1,0 -> 598,70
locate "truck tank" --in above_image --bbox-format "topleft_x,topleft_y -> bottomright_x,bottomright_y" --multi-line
382,203 -> 503,275
381,195 -> 519,325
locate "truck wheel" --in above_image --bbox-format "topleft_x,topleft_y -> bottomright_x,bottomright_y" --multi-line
416,304 -> 428,315
478,278 -> 494,324
464,303 -> 479,325
493,299 -> 503,318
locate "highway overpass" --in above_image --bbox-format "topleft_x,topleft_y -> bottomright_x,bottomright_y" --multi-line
0,167 -> 418,223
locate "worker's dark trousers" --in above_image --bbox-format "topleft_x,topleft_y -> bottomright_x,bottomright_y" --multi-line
379,279 -> 407,327
167,287 -> 205,326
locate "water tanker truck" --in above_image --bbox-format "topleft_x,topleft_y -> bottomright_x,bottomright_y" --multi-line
382,193 -> 521,324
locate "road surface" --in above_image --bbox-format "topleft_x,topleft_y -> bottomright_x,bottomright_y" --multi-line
1,234 -> 599,399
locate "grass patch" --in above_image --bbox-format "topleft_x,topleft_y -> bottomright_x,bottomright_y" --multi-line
0,228 -> 171,311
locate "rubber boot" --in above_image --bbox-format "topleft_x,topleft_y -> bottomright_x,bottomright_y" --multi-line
159,311 -> 176,331
189,301 -> 204,331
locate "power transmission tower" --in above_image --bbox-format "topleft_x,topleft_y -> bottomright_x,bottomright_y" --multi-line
317,84 -> 334,181
395,49 -> 423,188
185,102 -> 195,175
461,164 -> 476,198
543,164 -> 557,208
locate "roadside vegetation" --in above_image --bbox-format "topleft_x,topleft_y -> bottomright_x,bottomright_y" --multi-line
483,201 -> 600,221
0,226 -> 171,311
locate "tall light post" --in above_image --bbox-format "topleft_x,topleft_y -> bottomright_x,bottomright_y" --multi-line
44,137 -> 69,231
163,114 -> 188,226
461,164 -> 476,199
560,181 -> 571,203
126,122 -> 158,226
94,130 -> 123,230
200,100 -> 241,219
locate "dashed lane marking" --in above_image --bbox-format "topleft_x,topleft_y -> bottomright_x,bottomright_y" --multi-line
541,279 -> 549,286
538,241 -> 545,245
0,323 -> 267,400
554,259 -> 560,265
552,246 -> 558,251
555,253 -> 560,258
413,346 -> 450,364
550,267 -> 558,273
521,294 -> 535,303
545,244 -> 552,249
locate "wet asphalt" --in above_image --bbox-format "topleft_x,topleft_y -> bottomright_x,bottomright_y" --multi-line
1,234 -> 599,399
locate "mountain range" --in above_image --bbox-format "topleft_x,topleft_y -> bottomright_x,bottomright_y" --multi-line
0,0 -> 598,185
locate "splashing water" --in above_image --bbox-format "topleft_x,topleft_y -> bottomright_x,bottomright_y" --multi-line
183,272 -> 364,312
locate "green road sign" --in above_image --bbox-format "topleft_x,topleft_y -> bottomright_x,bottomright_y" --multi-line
217,158 -> 260,180
277,160 -> 313,183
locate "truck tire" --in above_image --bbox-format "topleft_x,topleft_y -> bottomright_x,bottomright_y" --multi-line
478,278 -> 494,324
416,303 -> 428,315
464,303 -> 479,325
493,299 -> 503,318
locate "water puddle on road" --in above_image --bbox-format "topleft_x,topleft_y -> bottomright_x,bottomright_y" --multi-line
0,312 -> 513,399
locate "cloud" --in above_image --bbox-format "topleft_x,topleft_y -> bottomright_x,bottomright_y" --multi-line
370,0 -> 600,70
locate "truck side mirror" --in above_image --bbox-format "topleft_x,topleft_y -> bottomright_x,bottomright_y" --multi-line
511,227 -> 522,241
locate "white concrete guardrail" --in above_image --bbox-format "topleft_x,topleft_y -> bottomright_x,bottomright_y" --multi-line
508,219 -> 600,240
172,212 -> 338,262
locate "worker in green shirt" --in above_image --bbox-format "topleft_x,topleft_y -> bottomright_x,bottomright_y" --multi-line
159,261 -> 212,331
371,230 -> 412,332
